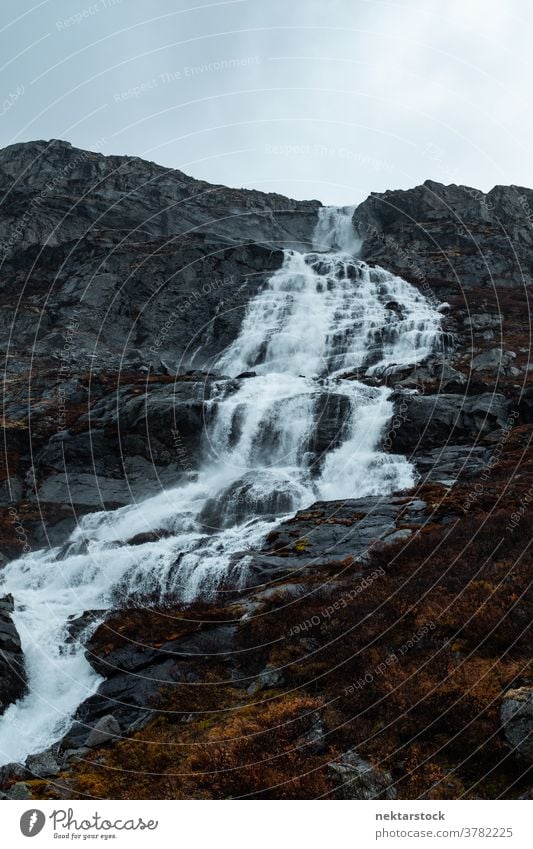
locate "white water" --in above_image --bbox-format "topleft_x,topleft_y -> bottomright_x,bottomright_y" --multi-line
0,207 -> 443,764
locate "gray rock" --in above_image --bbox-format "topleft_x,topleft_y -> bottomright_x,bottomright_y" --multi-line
61,747 -> 90,764
7,781 -> 31,799
329,749 -> 396,799
86,714 -> 121,748
389,392 -> 512,453
26,749 -> 61,778
414,445 -> 492,484
247,664 -> 285,695
242,495 -> 427,583
501,687 -> 533,762
355,180 -> 533,291
463,313 -> 502,331
471,348 -> 516,371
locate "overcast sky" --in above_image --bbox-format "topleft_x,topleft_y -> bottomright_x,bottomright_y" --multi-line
1,0 -> 532,204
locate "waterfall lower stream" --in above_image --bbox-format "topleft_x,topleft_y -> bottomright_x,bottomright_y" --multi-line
0,208 -> 443,764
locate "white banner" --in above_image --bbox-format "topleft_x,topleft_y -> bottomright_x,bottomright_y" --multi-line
0,799 -> 531,848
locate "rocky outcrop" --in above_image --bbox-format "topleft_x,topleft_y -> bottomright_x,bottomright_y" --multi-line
243,495 -> 426,584
354,179 -> 533,291
353,180 -> 533,420
0,594 -> 26,713
0,139 -> 321,254
0,139 -> 319,376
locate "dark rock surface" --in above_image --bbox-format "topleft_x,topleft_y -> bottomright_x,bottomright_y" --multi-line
413,445 -> 493,484
0,594 -> 26,714
389,392 -> 513,453
354,179 -> 533,291
0,139 -> 319,374
241,495 -> 426,584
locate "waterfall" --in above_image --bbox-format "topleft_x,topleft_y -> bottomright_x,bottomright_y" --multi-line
311,205 -> 360,254
0,207 -> 443,764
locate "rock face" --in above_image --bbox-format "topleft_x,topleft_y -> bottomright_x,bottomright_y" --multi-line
0,594 -> 26,714
354,179 -> 533,290
501,687 -> 533,762
0,139 -> 320,373
0,139 -> 321,254
85,715 -> 121,748
388,393 -> 513,454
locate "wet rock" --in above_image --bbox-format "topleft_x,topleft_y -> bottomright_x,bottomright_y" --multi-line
31,378 -> 217,511
329,749 -> 396,799
60,721 -> 93,751
76,656 -> 199,731
501,687 -> 533,762
65,610 -> 103,646
0,594 -> 26,714
199,472 -> 302,530
308,392 -> 352,467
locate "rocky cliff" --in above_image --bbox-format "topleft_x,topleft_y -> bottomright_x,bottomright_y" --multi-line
0,140 -> 320,550
0,143 -> 532,800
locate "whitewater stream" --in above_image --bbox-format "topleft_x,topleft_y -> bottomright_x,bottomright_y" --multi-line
0,207 -> 443,764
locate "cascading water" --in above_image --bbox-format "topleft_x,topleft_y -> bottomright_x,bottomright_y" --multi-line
0,207 -> 443,764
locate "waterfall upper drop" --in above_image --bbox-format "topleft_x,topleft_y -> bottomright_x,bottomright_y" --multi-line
312,205 -> 361,254
0,206 -> 443,765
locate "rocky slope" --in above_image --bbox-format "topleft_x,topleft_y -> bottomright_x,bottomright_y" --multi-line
0,142 -> 532,800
